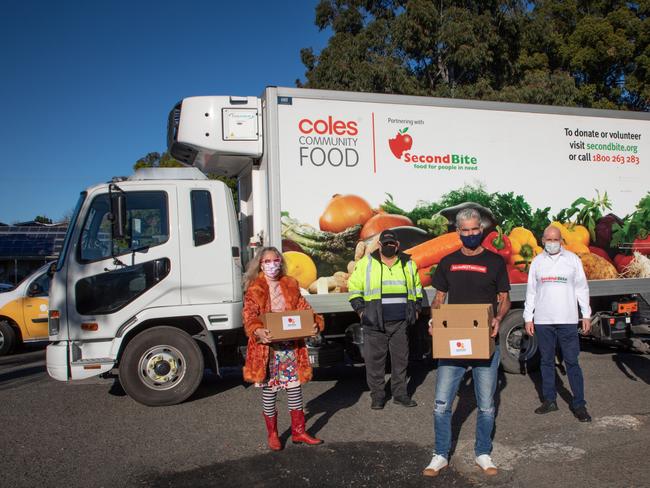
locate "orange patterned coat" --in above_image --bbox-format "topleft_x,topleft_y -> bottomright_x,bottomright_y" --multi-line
242,273 -> 324,384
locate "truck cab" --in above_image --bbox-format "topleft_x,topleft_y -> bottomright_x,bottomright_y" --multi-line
47,167 -> 243,406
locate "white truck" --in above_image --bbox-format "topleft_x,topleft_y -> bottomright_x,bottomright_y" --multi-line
47,87 -> 650,406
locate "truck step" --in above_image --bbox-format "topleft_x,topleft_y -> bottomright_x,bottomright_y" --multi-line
71,358 -> 114,366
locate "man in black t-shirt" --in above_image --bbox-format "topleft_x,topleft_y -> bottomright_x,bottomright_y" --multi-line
422,208 -> 511,478
434,249 -> 510,315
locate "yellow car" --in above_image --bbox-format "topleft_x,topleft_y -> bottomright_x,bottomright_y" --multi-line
0,263 -> 52,355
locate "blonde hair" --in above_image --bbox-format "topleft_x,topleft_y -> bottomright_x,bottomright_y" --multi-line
243,246 -> 286,291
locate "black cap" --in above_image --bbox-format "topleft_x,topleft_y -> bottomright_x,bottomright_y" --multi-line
379,229 -> 398,245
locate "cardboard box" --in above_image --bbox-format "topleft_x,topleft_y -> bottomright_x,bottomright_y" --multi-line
431,304 -> 495,359
261,310 -> 315,341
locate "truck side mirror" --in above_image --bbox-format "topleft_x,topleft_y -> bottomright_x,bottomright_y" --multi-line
110,192 -> 127,239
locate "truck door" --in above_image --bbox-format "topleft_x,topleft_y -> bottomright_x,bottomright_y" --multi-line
66,187 -> 181,345
177,184 -> 242,305
22,271 -> 50,339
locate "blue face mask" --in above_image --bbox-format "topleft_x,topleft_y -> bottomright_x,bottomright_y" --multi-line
460,232 -> 483,250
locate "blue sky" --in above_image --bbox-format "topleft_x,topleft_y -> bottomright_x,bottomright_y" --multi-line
0,0 -> 329,223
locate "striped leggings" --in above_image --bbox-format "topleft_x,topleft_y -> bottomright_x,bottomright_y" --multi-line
262,386 -> 303,417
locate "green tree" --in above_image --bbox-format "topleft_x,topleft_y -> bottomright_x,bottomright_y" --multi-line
34,215 -> 53,224
134,151 -> 185,169
300,0 -> 649,110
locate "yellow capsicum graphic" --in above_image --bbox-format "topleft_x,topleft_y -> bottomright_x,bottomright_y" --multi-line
550,221 -> 590,254
508,227 -> 542,271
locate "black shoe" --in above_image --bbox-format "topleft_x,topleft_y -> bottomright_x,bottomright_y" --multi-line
572,406 -> 592,422
371,398 -> 386,410
393,396 -> 417,407
534,400 -> 559,414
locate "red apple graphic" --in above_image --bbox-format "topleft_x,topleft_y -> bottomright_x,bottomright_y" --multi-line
388,127 -> 413,158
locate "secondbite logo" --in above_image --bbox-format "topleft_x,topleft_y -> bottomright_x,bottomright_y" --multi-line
389,128 -> 413,158
387,125 -> 479,171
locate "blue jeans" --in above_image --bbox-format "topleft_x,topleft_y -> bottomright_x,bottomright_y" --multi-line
536,323 -> 585,409
433,347 -> 500,458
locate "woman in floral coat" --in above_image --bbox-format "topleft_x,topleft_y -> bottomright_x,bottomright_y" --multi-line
243,246 -> 324,451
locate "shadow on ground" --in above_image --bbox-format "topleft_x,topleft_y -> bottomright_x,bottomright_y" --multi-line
0,347 -> 47,390
140,442 -> 467,487
107,366 -> 246,400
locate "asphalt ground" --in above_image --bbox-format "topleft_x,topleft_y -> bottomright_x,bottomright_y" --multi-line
1,343 -> 649,488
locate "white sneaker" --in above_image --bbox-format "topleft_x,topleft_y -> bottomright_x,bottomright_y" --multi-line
475,454 -> 498,476
422,454 -> 448,477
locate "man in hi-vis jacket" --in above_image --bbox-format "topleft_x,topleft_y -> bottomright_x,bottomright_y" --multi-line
348,230 -> 423,410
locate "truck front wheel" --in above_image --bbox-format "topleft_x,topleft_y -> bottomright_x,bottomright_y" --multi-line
499,310 -> 540,374
119,326 -> 204,406
0,321 -> 17,356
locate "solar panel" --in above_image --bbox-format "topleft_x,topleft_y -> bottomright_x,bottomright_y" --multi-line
0,226 -> 68,258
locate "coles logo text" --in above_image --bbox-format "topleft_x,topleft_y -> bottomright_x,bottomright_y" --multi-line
298,116 -> 360,168
387,118 -> 479,171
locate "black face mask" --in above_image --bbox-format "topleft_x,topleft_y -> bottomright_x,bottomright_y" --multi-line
460,233 -> 483,250
381,244 -> 398,257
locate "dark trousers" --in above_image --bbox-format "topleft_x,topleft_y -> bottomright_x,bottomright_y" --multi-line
363,320 -> 409,400
536,323 -> 586,409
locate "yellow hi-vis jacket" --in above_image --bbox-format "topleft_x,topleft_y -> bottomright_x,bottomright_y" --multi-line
348,250 -> 423,331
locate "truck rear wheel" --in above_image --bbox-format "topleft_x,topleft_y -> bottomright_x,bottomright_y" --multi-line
499,310 -> 540,374
0,321 -> 16,356
119,326 -> 204,406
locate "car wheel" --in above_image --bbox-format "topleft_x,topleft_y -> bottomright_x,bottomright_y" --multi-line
119,326 -> 204,406
0,321 -> 17,356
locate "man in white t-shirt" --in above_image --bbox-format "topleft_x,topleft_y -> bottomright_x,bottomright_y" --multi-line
523,225 -> 592,422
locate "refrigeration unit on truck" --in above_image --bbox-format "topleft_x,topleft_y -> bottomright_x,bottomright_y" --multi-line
47,87 -> 650,406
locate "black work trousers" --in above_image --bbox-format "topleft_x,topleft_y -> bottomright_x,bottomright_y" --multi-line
363,320 -> 409,401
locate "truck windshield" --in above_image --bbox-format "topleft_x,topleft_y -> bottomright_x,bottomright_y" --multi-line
78,191 -> 169,262
56,192 -> 86,272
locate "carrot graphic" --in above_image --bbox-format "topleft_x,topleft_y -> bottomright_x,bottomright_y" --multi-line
404,232 -> 462,270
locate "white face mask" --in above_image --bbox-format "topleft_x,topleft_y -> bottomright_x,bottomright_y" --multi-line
261,260 -> 282,279
545,241 -> 561,255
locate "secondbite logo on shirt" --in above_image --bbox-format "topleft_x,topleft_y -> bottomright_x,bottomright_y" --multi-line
541,276 -> 568,283
450,264 -> 488,274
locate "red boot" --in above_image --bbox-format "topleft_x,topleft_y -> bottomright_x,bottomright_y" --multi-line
290,409 -> 323,445
263,413 -> 282,451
